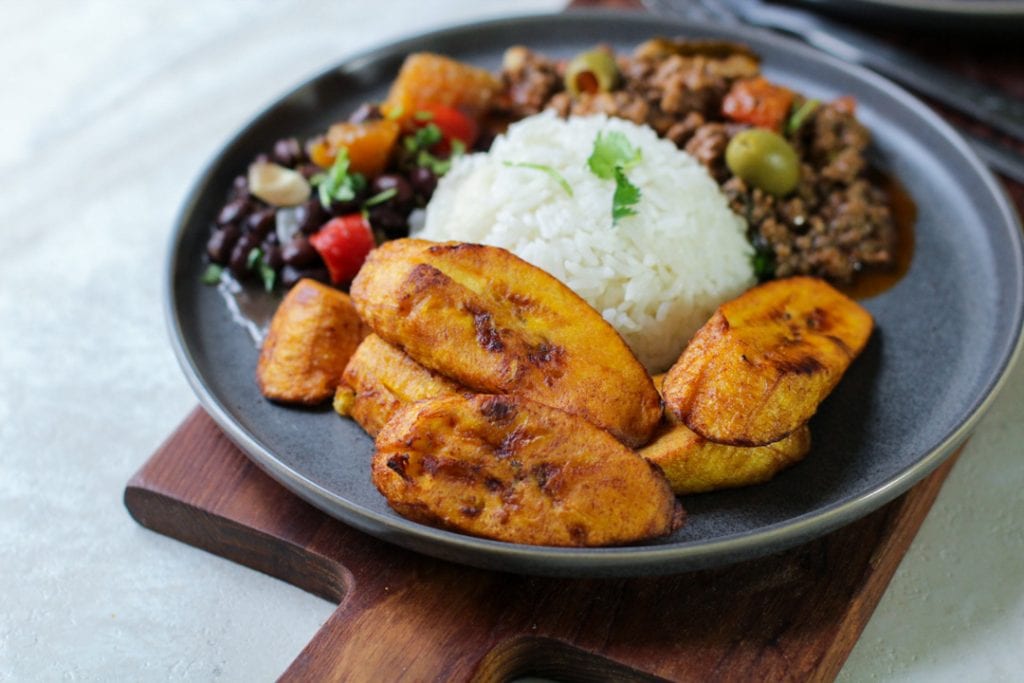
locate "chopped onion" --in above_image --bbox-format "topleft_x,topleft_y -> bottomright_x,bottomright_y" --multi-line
275,205 -> 303,245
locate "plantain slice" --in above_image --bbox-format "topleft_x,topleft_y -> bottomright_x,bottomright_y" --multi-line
257,278 -> 368,405
642,373 -> 811,494
335,334 -> 463,437
373,394 -> 683,547
350,239 -> 662,447
662,276 -> 872,446
642,421 -> 811,495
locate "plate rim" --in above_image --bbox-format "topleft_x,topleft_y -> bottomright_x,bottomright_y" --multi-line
164,9 -> 1024,576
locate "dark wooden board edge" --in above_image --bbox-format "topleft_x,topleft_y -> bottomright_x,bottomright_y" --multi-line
126,407 -> 961,682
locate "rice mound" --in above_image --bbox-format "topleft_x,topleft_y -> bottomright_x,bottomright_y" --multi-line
420,112 -> 754,372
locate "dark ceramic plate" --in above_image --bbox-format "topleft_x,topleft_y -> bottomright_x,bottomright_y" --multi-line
167,11 -> 1024,577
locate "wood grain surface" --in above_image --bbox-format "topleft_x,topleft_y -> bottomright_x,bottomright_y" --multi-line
126,408 -> 960,682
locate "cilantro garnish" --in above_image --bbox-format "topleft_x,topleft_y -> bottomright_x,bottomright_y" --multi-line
751,246 -> 775,281
311,148 -> 367,210
398,122 -> 466,176
787,99 -> 820,136
611,168 -> 640,222
245,247 -> 277,292
586,131 -> 643,225
503,161 -> 573,197
363,187 -> 397,208
201,263 -> 223,285
403,123 -> 443,153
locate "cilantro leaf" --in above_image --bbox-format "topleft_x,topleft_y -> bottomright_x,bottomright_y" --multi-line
611,167 -> 641,224
751,246 -> 775,280
786,98 -> 820,136
246,247 -> 263,270
258,261 -> 277,292
587,131 -> 642,179
503,161 -> 573,197
587,131 -> 644,225
201,263 -> 224,285
363,187 -> 397,208
312,148 -> 366,209
405,125 -> 442,153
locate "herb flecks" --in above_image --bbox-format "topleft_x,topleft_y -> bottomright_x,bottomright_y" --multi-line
611,167 -> 640,222
503,161 -> 573,197
400,122 -> 463,176
363,187 -> 398,208
587,131 -> 643,225
201,264 -> 223,285
787,99 -> 820,136
245,247 -> 277,291
312,148 -> 367,210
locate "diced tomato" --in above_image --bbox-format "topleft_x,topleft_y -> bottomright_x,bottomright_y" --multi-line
309,214 -> 376,284
416,103 -> 479,153
722,77 -> 795,132
832,95 -> 857,115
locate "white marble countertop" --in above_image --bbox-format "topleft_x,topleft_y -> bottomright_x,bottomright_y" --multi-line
2,1 -> 1022,680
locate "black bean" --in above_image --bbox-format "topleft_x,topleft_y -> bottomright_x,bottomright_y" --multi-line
281,265 -> 331,289
297,199 -> 328,234
271,137 -> 304,167
264,244 -> 284,270
348,103 -> 381,124
372,174 -> 414,208
245,208 -> 275,238
228,234 -> 260,279
329,198 -> 361,216
368,205 -> 407,230
217,198 -> 251,226
408,167 -> 437,199
282,236 -> 320,267
206,224 -> 241,264
228,175 -> 249,200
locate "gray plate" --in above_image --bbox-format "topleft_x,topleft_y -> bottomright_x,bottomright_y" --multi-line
166,11 -> 1024,577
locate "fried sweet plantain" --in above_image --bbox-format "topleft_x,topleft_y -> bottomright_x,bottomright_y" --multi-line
642,373 -> 810,493
335,334 -> 463,437
373,394 -> 683,547
642,421 -> 810,495
257,278 -> 368,404
663,276 -> 872,446
350,239 -> 662,447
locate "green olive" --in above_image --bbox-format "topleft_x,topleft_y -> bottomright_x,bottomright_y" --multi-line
564,49 -> 620,97
725,129 -> 801,197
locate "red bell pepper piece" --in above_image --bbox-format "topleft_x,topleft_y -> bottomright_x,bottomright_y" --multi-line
418,103 -> 478,153
722,77 -> 795,132
309,214 -> 376,284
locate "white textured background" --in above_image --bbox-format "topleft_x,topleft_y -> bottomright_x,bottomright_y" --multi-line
1,1 -> 1022,680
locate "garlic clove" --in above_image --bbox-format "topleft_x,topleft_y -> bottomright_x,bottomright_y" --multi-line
248,161 -> 311,207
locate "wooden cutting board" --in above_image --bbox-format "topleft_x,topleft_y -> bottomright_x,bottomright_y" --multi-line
126,407 -> 960,681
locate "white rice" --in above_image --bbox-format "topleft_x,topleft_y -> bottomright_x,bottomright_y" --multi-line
420,111 -> 754,372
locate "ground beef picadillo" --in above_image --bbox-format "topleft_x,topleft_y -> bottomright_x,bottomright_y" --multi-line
494,40 -> 897,284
